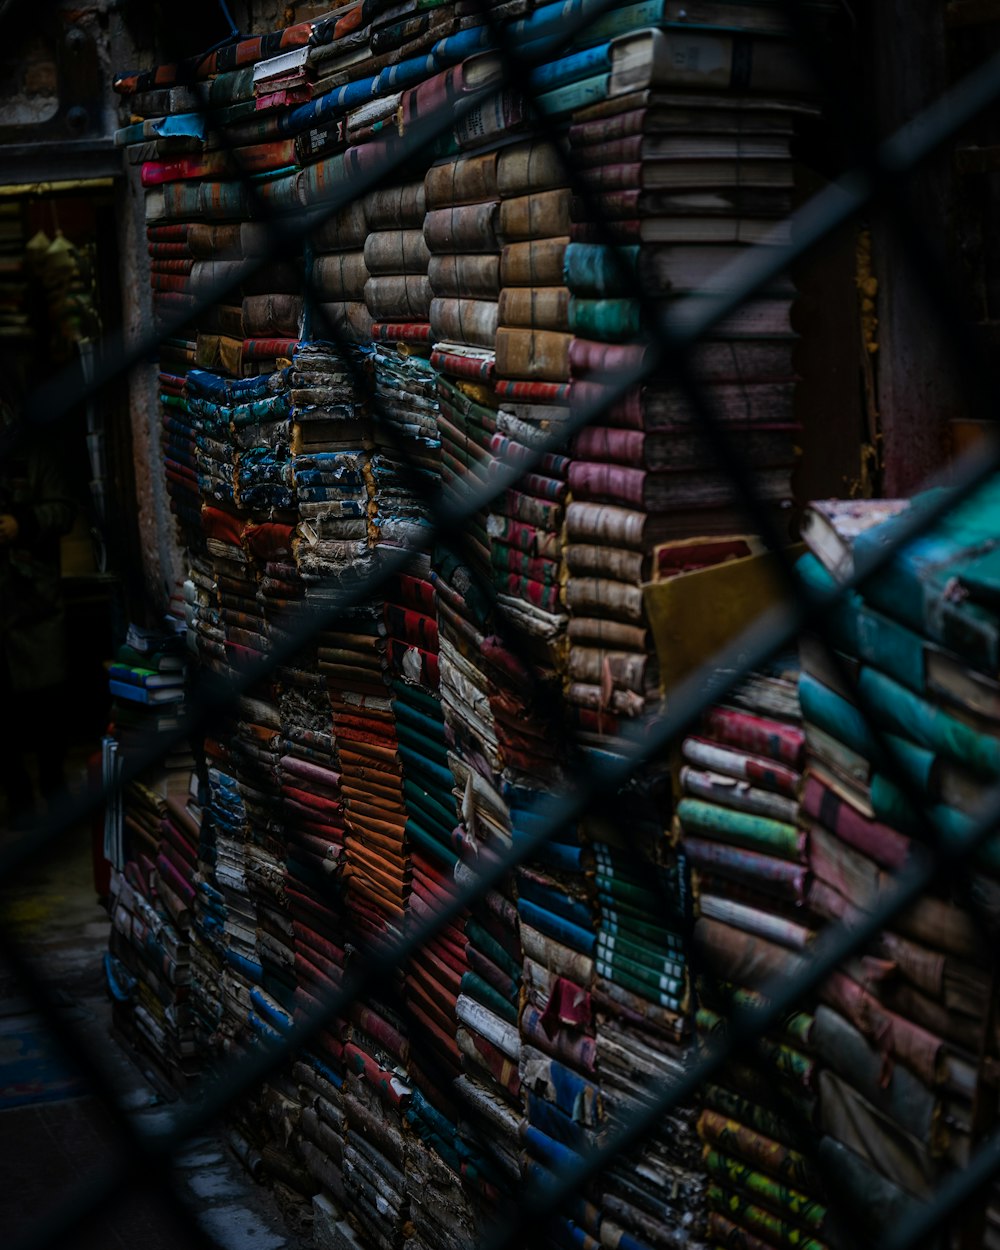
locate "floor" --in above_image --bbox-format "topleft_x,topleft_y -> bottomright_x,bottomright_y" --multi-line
0,757 -> 308,1250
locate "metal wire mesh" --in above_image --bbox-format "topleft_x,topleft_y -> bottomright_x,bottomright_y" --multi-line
3,3 -> 1000,1249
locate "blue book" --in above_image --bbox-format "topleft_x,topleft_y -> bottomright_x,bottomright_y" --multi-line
511,0 -> 611,44
373,52 -> 436,94
109,678 -> 184,705
528,42 -> 612,92
431,26 -> 496,63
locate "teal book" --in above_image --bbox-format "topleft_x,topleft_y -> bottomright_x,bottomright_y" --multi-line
563,242 -> 641,297
798,671 -> 937,790
460,973 -> 518,1024
536,71 -> 610,117
573,0 -> 670,45
568,296 -> 640,342
852,481 -> 1000,670
115,120 -> 145,147
797,552 -> 930,696
858,666 -> 1000,780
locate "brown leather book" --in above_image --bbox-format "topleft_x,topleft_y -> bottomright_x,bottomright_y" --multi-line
427,253 -> 501,298
497,286 -> 570,332
363,229 -> 431,275
423,202 -> 500,253
425,150 -> 500,208
496,140 -> 567,198
498,188 -> 573,244
494,327 -> 572,382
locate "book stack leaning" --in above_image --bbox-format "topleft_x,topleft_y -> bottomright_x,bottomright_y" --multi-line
796,485 -> 1000,1246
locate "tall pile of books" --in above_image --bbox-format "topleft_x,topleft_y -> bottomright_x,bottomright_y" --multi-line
107,1 -> 840,1242
103,620 -> 199,1089
795,488 -> 1000,1243
0,204 -> 31,345
675,661 -> 836,1250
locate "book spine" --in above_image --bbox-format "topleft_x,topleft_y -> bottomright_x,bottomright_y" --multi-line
563,242 -> 641,296
570,110 -> 648,150
498,287 -> 570,332
364,275 -> 433,321
363,229 -> 431,275
427,253 -> 501,298
495,327 -> 572,382
429,298 -> 498,349
423,203 -> 500,253
364,182 -> 426,229
498,189 -> 573,243
500,239 -> 569,288
425,152 -> 500,208
312,251 -> 371,302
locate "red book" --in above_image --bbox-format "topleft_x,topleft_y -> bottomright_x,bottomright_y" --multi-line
567,461 -> 646,507
149,271 -> 191,293
388,573 -> 436,615
569,113 -> 648,149
495,379 -> 570,403
242,337 -> 298,359
801,774 -> 911,871
149,258 -> 194,275
431,348 -> 494,381
146,223 -> 190,243
570,379 -> 644,428
570,218 -> 642,243
568,338 -> 647,378
147,241 -> 193,259
141,154 -> 228,186
372,321 -> 432,344
702,706 -> 805,769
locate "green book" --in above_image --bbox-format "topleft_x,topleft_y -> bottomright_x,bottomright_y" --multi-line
676,797 -> 803,861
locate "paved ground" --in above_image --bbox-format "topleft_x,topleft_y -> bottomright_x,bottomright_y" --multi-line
0,766 -> 307,1250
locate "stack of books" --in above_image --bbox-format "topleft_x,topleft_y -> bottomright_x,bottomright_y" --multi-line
278,666 -> 350,1205
674,662 -> 834,1250
586,801 -> 704,1250
490,138 -> 572,647
0,204 -> 30,342
796,485 -> 1000,1241
159,363 -> 201,544
106,777 -> 200,1089
425,146 -> 504,576
107,1 -> 843,1241
365,175 -> 440,496
107,623 -> 188,739
561,76 -> 808,750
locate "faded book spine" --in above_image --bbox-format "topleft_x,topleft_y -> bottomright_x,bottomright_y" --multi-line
498,286 -> 570,331
423,202 -> 500,253
496,140 -> 567,198
428,253 -> 501,297
364,275 -> 433,321
363,229 -> 431,275
425,151 -> 500,208
495,327 -> 572,382
308,199 -> 369,251
362,180 -> 427,229
429,297 -> 498,348
311,251 -> 370,301
500,238 -> 570,287
498,188 -> 573,243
